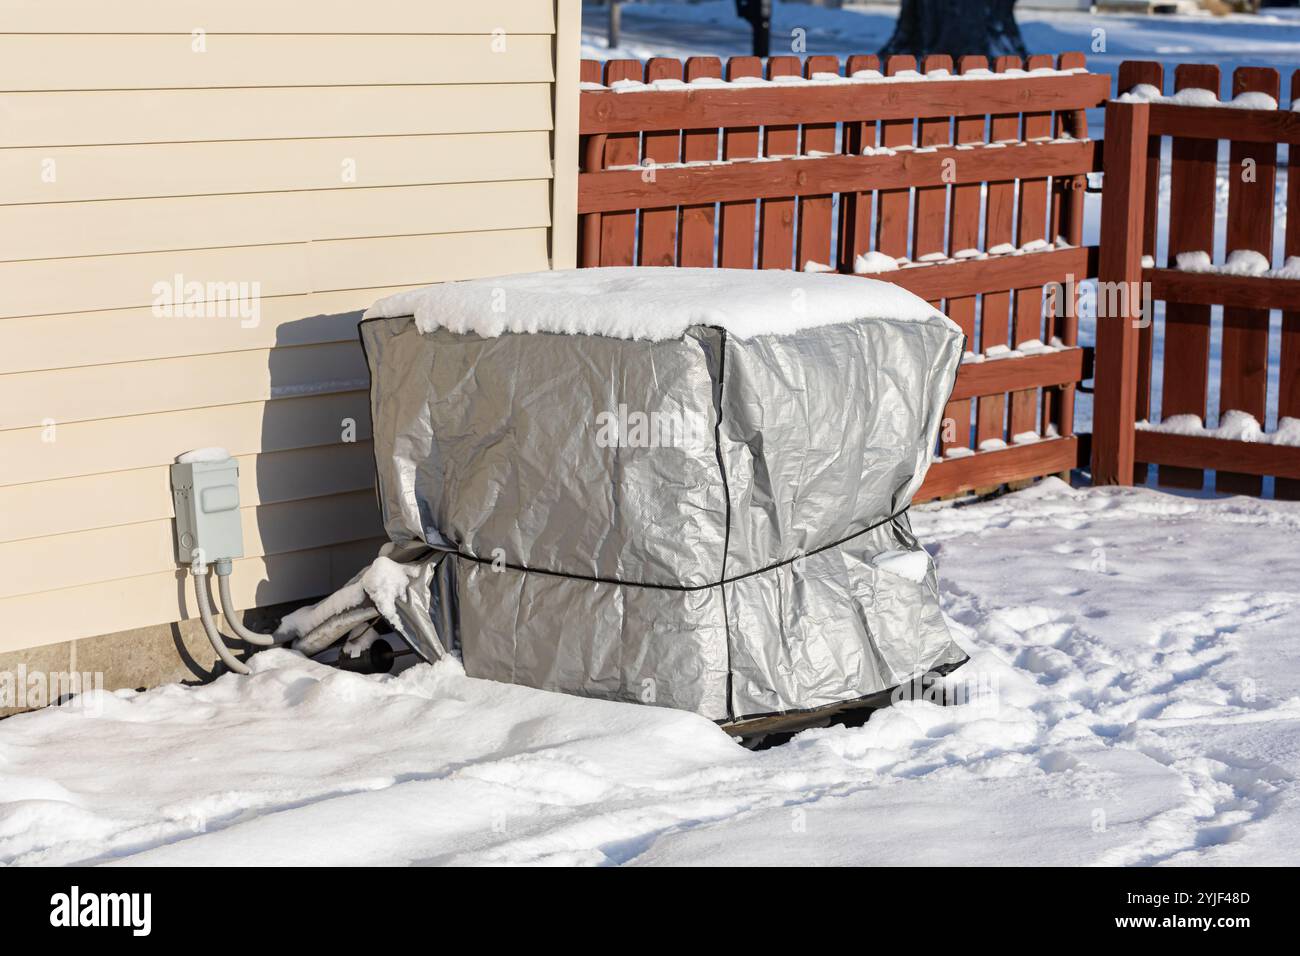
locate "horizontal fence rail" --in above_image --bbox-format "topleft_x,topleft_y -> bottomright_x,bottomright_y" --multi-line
577,52 -> 1108,500
580,71 -> 1111,132
1146,104 -> 1300,144
1094,60 -> 1300,500
578,139 -> 1103,211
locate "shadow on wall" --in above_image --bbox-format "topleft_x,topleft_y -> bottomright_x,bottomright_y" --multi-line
159,303 -> 383,682
172,306 -> 384,650
253,307 -> 382,608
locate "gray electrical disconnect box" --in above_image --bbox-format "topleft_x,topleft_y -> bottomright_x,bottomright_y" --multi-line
170,455 -> 244,566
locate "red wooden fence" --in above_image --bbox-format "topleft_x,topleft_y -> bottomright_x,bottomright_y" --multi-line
1093,61 -> 1300,499
577,53 -> 1109,500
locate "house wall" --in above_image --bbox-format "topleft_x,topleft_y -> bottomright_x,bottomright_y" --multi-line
0,1 -> 582,658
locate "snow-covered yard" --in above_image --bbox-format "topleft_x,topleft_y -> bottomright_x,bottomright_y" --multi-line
4,479 -> 1298,866
581,1 -> 1300,86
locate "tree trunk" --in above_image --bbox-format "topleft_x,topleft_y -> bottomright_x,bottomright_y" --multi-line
881,0 -> 1029,60
735,0 -> 772,58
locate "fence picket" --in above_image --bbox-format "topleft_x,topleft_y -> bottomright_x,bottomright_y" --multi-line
1158,62 -> 1220,491
913,54 -> 953,305
758,55 -> 801,269
796,55 -> 840,273
1217,66 -> 1279,496
599,59 -> 644,267
941,55 -> 989,457
976,55 -> 1022,452
1044,51 -> 1089,448
638,58 -> 683,267
1282,69 -> 1300,500
875,55 -> 917,262
718,56 -> 762,268
678,57 -> 723,268
1118,61 -> 1164,482
837,54 -> 880,272
1008,53 -> 1057,447
578,59 -> 606,267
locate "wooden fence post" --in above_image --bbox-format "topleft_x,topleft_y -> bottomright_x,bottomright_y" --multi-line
1092,100 -> 1150,486
577,59 -> 606,268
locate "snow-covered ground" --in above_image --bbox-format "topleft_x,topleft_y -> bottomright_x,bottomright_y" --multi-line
581,1 -> 1300,92
4,479 -> 1298,866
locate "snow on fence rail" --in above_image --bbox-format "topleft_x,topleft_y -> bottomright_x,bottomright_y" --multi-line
1093,61 -> 1300,500
576,52 -> 1109,500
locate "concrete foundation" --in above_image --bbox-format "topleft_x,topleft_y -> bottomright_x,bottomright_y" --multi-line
0,598 -> 314,719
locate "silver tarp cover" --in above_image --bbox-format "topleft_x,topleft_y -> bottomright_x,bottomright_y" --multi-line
360,312 -> 966,722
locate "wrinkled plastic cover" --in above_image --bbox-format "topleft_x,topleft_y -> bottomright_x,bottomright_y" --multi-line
360,309 -> 966,722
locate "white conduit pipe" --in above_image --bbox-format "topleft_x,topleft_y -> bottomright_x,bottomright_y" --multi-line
192,562 -> 384,673
215,564 -> 287,647
193,566 -> 251,676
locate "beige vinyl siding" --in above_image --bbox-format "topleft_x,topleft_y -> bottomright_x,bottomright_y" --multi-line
0,289 -> 409,374
1,85 -> 553,147
2,392 -> 374,492
0,444 -> 379,545
0,3 -> 557,33
1,228 -> 549,318
0,2 -> 579,654
0,491 -> 381,599
0,133 -> 553,204
0,343 -> 371,430
0,539 -> 390,650
0,35 -> 555,90
0,181 -> 552,261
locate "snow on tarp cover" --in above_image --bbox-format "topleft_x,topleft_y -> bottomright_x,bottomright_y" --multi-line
363,267 -> 958,341
358,267 -> 966,722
